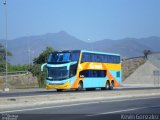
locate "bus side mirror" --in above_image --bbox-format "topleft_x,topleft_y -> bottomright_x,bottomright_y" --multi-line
41,63 -> 47,72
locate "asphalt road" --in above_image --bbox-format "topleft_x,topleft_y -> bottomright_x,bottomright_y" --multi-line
0,86 -> 160,98
1,96 -> 160,120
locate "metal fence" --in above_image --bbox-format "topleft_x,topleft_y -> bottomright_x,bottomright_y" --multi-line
153,70 -> 160,87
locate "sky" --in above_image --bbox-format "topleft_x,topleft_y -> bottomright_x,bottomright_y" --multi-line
0,0 -> 160,41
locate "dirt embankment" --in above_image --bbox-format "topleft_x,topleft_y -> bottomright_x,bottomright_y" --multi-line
122,57 -> 146,81
0,73 -> 38,89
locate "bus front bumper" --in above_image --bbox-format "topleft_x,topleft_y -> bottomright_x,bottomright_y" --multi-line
46,82 -> 71,90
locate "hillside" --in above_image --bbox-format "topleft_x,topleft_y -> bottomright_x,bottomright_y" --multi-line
0,31 -> 89,64
122,57 -> 146,81
123,60 -> 159,86
122,53 -> 160,86
0,31 -> 160,64
92,38 -> 151,57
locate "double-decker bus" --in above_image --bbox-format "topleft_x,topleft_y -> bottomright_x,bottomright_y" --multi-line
41,50 -> 122,92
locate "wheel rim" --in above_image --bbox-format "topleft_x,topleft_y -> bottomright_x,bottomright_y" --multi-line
78,82 -> 83,90
106,82 -> 109,89
107,83 -> 109,89
110,82 -> 114,89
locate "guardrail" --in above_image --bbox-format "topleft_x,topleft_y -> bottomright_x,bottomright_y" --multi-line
122,56 -> 145,61
0,71 -> 30,76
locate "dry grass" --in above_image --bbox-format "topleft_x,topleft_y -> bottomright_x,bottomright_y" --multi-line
0,73 -> 38,89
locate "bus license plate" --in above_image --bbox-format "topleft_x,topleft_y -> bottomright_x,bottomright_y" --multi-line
54,85 -> 58,88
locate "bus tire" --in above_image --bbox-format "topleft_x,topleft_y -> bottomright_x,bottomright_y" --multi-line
77,81 -> 83,91
57,89 -> 62,92
103,81 -> 110,90
109,81 -> 114,90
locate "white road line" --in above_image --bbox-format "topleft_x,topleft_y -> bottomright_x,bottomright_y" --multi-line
88,105 -> 160,116
0,101 -> 100,114
87,107 -> 147,116
0,96 -> 160,114
99,95 -> 160,103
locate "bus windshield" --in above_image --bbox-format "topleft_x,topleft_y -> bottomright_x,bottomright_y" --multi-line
48,52 -> 70,63
47,66 -> 69,80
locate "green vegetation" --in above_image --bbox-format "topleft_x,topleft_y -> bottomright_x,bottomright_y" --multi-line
8,64 -> 31,72
0,44 -> 12,72
0,44 -> 31,73
0,44 -> 54,88
31,47 -> 54,87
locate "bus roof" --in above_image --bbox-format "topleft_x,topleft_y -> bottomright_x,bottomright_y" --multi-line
53,50 -> 120,56
81,50 -> 120,56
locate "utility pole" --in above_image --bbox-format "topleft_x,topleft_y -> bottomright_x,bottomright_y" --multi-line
3,0 -> 9,92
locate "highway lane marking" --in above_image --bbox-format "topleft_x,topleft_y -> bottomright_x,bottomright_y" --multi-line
87,107 -> 147,116
88,105 -> 160,116
0,101 -> 100,113
0,96 -> 160,114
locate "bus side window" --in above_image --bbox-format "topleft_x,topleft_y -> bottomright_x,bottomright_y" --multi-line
79,70 -> 106,78
79,70 -> 88,78
98,70 -> 106,77
69,64 -> 77,77
93,70 -> 98,77
116,71 -> 120,77
81,53 -> 91,63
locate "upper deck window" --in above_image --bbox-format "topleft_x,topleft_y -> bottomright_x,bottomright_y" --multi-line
48,52 -> 70,63
81,53 -> 120,64
48,51 -> 80,63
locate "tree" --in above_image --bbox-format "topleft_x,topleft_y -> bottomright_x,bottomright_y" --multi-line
0,43 -> 12,72
33,47 -> 53,64
143,49 -> 151,59
31,47 -> 54,87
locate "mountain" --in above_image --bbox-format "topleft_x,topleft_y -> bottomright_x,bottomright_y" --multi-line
92,38 -> 152,58
0,31 -> 160,64
0,31 -> 89,64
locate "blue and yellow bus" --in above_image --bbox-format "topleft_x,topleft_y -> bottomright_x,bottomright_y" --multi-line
41,50 -> 122,92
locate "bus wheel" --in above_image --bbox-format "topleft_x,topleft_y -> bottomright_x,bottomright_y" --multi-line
77,81 -> 83,91
109,81 -> 114,90
57,89 -> 62,92
104,81 -> 110,90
